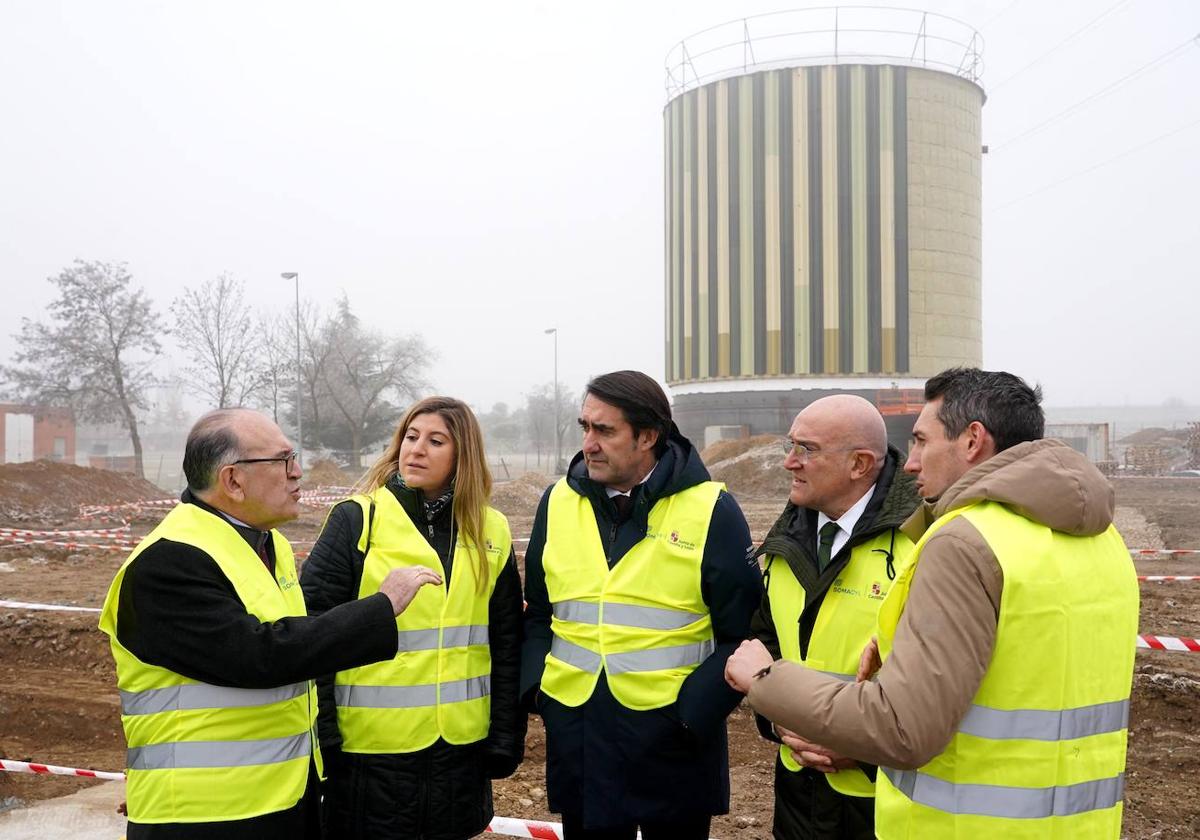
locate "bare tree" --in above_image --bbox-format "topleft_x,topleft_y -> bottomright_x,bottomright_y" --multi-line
256,311 -> 295,425
171,274 -> 262,409
316,296 -> 431,469
1,260 -> 162,475
525,382 -> 578,470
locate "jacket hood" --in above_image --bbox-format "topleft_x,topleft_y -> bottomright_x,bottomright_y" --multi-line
921,438 -> 1115,537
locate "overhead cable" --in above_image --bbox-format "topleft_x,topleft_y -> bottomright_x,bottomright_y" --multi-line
992,34 -> 1200,151
991,115 -> 1200,211
990,0 -> 1133,91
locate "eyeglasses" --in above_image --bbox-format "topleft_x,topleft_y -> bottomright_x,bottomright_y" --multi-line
233,450 -> 299,473
781,440 -> 857,463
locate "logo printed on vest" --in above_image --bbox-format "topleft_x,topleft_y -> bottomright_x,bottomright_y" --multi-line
644,527 -> 697,551
870,581 -> 884,600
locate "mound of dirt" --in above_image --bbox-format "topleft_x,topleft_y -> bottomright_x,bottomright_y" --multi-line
492,472 -> 553,519
305,458 -> 357,488
0,460 -> 165,526
1119,427 -> 1190,445
707,442 -> 792,500
700,434 -> 780,467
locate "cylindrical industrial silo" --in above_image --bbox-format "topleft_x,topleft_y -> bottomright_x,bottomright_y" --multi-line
663,9 -> 985,446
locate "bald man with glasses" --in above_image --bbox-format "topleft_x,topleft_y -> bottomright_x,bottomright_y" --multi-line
748,395 -> 919,839
100,408 -> 441,840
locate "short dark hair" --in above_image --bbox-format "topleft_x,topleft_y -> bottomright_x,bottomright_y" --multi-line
924,367 -> 1044,452
183,410 -> 244,492
585,370 -> 673,457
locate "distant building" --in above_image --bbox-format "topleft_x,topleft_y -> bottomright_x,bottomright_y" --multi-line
0,403 -> 75,464
663,9 -> 985,448
1045,422 -> 1111,463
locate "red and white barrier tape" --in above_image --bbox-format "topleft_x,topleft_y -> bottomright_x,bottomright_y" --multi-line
0,524 -> 131,539
1130,548 -> 1200,556
1138,634 -> 1200,652
0,599 -> 100,613
0,537 -> 137,552
485,817 -> 565,839
1,758 -> 124,782
1140,576 -> 1200,582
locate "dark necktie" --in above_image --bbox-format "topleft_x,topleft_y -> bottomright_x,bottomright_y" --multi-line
255,534 -> 274,574
816,521 -> 840,573
612,493 -> 633,522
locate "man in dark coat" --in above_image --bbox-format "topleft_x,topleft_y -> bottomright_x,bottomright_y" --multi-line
750,395 -> 919,838
521,371 -> 762,840
101,408 -> 440,839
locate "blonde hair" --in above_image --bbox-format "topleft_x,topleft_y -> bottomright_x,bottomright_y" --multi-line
356,396 -> 494,592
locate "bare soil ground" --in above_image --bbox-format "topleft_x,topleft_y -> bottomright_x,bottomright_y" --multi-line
0,465 -> 1197,838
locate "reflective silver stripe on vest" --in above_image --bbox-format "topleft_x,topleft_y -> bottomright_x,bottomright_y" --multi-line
127,732 -> 310,771
553,600 -> 705,631
883,767 -> 1125,819
603,602 -> 706,630
958,699 -> 1129,742
442,624 -> 489,648
550,636 -> 602,673
335,676 -> 490,709
553,600 -> 599,624
120,682 -> 307,717
396,625 -> 489,652
396,628 -> 441,652
605,639 -> 716,674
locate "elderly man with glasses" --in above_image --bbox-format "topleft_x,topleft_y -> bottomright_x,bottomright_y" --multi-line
99,408 -> 442,840
748,394 -> 919,839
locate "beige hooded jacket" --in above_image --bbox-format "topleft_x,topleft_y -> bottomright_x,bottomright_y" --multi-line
747,438 -> 1120,770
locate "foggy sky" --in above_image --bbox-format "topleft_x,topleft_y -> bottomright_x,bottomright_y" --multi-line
1,0 -> 1197,418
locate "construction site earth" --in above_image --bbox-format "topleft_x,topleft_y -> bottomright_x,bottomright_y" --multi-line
0,449 -> 1197,838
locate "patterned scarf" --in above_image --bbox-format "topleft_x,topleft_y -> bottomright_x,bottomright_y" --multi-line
395,474 -> 455,522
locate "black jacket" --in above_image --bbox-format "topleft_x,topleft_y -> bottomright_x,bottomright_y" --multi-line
520,432 -> 762,829
750,447 -> 919,840
116,491 -> 398,840
299,477 -> 525,840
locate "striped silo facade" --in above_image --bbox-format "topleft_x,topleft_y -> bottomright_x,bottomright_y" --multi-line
664,64 -> 984,392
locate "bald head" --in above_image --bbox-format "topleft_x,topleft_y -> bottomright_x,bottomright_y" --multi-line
784,395 -> 890,518
799,395 -> 887,462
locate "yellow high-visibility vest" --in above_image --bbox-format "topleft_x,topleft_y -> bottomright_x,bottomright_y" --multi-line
98,503 -> 318,824
874,500 -> 1138,839
333,489 -> 511,753
766,526 -> 913,797
540,478 -> 722,710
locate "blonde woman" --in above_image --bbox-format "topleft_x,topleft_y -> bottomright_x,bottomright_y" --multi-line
300,397 -> 525,840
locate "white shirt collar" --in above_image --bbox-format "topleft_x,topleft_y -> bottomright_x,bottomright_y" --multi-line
816,483 -> 876,541
606,461 -> 660,498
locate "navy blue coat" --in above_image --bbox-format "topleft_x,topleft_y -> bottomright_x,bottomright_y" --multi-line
520,434 -> 762,829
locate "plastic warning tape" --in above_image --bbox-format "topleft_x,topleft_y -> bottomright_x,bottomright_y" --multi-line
0,524 -> 131,539
1138,635 -> 1200,652
485,817 -> 565,839
1130,548 -> 1200,556
0,599 -> 100,613
0,758 -> 124,781
1140,576 -> 1200,582
0,537 -> 137,552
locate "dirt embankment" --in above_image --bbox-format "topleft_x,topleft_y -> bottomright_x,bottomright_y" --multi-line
0,461 -> 166,526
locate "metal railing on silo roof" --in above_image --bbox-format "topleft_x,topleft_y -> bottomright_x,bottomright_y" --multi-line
665,6 -> 984,100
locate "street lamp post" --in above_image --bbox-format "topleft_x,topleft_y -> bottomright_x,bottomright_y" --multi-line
544,327 -> 561,474
281,272 -> 303,470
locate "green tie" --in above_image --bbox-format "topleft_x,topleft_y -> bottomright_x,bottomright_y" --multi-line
816,521 -> 840,573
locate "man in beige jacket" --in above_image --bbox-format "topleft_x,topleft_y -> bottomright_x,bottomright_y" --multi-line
726,367 -> 1139,839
